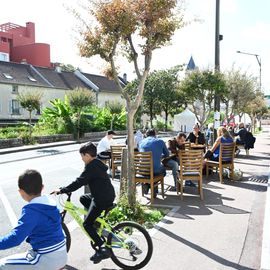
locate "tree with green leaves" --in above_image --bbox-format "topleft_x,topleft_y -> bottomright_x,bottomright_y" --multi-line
67,87 -> 95,138
107,101 -> 124,130
245,91 -> 268,132
180,69 -> 226,128
76,0 -> 186,205
224,68 -> 257,121
142,73 -> 160,128
153,66 -> 185,130
17,91 -> 43,137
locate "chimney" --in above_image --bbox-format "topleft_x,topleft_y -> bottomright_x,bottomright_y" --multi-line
123,73 -> 127,83
54,62 -> 61,73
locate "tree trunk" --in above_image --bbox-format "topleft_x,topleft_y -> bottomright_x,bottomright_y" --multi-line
126,108 -> 136,207
165,110 -> 168,131
120,148 -> 128,196
29,111 -> 32,138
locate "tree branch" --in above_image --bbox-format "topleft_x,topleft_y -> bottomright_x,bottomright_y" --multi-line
127,36 -> 141,79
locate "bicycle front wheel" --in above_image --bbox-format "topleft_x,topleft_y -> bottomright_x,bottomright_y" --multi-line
107,221 -> 153,270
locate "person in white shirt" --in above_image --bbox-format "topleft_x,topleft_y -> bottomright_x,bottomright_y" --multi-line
97,130 -> 116,160
134,130 -> 144,150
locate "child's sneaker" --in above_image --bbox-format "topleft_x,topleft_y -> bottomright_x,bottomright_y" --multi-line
90,246 -> 111,264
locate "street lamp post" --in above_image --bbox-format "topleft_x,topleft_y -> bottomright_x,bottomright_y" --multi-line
236,50 -> 262,91
214,0 -> 222,140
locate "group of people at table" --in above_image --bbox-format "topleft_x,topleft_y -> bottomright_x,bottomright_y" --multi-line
96,122 -> 250,197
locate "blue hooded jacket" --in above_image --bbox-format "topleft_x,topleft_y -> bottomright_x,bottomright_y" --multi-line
0,195 -> 65,252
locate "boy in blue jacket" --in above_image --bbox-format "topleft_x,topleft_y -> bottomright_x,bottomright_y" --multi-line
0,169 -> 67,270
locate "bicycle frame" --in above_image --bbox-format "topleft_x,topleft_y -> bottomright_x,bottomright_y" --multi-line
61,195 -> 128,249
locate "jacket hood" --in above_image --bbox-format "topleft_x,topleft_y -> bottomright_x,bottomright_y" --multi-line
88,158 -> 108,171
26,195 -> 60,222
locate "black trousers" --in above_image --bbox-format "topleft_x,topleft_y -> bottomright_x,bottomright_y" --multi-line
80,194 -> 104,248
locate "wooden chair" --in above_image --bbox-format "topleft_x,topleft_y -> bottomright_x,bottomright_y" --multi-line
183,141 -> 191,150
110,145 -> 126,180
134,151 -> 164,203
205,142 -> 236,184
178,149 -> 203,200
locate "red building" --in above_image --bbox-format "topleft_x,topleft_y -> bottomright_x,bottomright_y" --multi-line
0,22 -> 51,67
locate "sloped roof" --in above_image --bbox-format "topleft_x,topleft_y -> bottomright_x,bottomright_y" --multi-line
82,73 -> 123,93
0,60 -> 124,93
35,66 -> 90,90
0,61 -> 49,87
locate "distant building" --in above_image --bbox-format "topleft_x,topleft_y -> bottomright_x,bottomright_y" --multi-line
186,56 -> 196,71
0,60 -> 125,124
0,22 -> 51,67
0,22 -> 125,124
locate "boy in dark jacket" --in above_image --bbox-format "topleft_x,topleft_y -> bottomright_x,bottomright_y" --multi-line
52,142 -> 115,264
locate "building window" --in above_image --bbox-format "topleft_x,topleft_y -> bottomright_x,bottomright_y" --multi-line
0,53 -> 9,61
3,73 -> 13,79
28,76 -> 37,82
11,100 -> 20,115
12,85 -> 18,93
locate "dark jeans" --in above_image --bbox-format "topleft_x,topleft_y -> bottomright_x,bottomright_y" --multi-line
80,194 -> 105,248
236,138 -> 245,145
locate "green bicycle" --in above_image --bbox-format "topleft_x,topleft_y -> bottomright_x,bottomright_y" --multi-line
59,192 -> 153,270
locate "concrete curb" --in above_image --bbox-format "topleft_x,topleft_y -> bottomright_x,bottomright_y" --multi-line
260,167 -> 270,270
148,205 -> 180,237
0,141 -> 77,154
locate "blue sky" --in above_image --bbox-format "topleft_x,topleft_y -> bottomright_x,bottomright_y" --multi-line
1,0 -> 269,94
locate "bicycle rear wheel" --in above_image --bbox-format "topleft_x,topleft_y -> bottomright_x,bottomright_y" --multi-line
107,221 -> 153,270
62,222 -> 71,252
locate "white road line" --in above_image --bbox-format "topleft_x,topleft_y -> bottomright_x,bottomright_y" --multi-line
0,186 -> 17,227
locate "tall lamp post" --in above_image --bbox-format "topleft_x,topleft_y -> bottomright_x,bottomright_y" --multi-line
214,0 -> 223,140
236,50 -> 262,91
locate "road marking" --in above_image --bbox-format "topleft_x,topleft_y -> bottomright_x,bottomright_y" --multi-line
0,186 -> 17,227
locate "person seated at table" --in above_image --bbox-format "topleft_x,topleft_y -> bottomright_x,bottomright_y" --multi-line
205,123 -> 214,147
205,126 -> 233,162
97,130 -> 116,161
232,122 -> 248,156
139,129 -> 169,197
187,124 -> 206,145
233,122 -> 248,145
163,133 -> 187,191
134,129 -> 144,151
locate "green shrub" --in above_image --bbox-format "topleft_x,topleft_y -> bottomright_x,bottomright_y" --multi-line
105,195 -> 165,228
0,126 -> 28,139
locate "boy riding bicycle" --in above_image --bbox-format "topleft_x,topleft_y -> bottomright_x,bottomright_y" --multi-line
0,169 -> 67,270
52,142 -> 116,264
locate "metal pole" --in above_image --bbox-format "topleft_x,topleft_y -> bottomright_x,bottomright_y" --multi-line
214,0 -> 221,140
236,51 -> 262,91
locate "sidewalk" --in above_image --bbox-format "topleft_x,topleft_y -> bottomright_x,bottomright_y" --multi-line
64,126 -> 270,270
